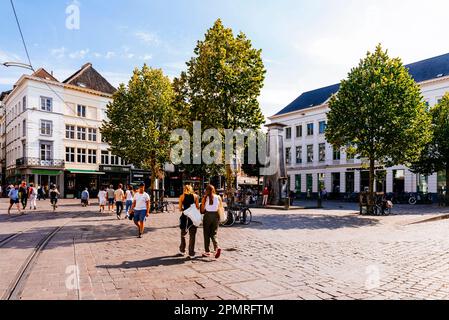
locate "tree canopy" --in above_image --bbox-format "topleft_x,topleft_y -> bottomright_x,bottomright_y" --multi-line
100,65 -> 176,188
326,45 -> 432,206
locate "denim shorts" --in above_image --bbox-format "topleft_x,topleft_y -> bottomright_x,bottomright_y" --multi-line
108,198 -> 114,205
133,209 -> 147,222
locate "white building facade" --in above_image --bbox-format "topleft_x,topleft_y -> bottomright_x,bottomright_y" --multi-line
0,64 -> 150,198
269,53 -> 449,200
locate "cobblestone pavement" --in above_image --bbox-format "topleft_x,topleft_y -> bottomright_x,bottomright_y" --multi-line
1,198 -> 449,300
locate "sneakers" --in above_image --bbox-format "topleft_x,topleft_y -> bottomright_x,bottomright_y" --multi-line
215,248 -> 222,259
202,252 -> 211,257
177,251 -> 186,257
116,215 -> 121,220
185,255 -> 195,260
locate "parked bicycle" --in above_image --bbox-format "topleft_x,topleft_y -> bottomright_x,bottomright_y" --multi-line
153,200 -> 175,213
221,204 -> 252,227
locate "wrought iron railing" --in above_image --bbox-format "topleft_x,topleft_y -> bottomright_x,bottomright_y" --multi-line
16,157 -> 65,168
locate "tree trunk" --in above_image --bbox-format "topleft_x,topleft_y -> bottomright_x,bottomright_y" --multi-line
225,164 -> 235,205
446,165 -> 449,207
369,158 -> 375,214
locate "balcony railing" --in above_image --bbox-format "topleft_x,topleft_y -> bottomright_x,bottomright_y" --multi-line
16,157 -> 65,168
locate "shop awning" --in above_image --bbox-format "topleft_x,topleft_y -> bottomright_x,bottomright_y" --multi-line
68,169 -> 105,175
31,170 -> 63,176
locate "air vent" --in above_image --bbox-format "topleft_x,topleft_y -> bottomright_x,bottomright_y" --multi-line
77,82 -> 87,88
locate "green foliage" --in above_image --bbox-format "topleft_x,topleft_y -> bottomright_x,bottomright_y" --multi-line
174,19 -> 266,195
326,45 -> 432,208
100,65 -> 176,186
326,45 -> 432,166
411,93 -> 449,191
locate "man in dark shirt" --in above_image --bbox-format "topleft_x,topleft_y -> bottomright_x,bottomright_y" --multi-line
19,181 -> 29,210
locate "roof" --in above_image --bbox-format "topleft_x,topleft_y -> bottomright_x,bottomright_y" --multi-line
32,68 -> 59,82
0,90 -> 12,102
274,52 -> 449,116
63,63 -> 116,95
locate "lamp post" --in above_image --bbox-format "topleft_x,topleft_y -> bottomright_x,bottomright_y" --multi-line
2,61 -> 33,71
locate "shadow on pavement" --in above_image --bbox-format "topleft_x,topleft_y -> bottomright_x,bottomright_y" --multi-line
246,214 -> 379,231
97,255 -> 187,269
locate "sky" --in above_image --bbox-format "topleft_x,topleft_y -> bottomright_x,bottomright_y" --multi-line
2,0 -> 449,118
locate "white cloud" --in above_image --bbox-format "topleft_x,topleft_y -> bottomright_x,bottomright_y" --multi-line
141,54 -> 152,61
93,52 -> 102,58
50,47 -> 67,59
0,49 -> 21,62
135,31 -> 160,46
105,51 -> 115,59
69,49 -> 90,59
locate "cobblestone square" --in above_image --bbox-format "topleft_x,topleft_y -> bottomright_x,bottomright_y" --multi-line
1,199 -> 449,300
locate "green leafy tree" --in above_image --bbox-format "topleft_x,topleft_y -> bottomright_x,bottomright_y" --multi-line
411,93 -> 449,205
326,45 -> 432,211
101,65 -> 176,191
176,19 -> 266,200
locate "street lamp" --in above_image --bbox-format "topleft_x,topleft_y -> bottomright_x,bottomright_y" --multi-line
2,61 -> 33,70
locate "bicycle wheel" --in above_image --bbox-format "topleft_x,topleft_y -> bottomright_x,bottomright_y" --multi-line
240,208 -> 252,225
221,209 -> 236,227
409,197 -> 417,205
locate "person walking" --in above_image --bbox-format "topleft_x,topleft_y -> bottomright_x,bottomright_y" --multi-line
19,181 -> 28,210
28,183 -> 37,210
200,185 -> 222,259
178,185 -> 200,259
107,185 -> 115,212
131,182 -> 150,238
98,187 -> 107,213
124,185 -> 134,219
49,185 -> 60,211
81,188 -> 90,207
262,186 -> 269,207
8,184 -> 22,215
114,184 -> 125,220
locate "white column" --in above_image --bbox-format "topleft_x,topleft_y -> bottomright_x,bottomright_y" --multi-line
386,170 -> 393,193
341,172 -> 346,193
354,171 -> 361,192
325,171 -> 332,192
429,173 -> 438,194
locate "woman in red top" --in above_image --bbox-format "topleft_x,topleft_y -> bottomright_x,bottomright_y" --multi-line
262,186 -> 269,207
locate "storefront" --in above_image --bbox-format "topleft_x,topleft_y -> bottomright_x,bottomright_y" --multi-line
99,165 -> 131,189
130,169 -> 151,186
64,169 -> 104,198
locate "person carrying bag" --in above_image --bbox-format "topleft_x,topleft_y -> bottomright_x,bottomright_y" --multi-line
178,185 -> 200,260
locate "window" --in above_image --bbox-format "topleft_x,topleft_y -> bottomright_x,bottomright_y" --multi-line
319,143 -> 326,162
295,174 -> 302,193
307,123 -> 314,136
333,146 -> 341,161
101,151 -> 109,165
285,147 -> 291,165
306,174 -> 313,193
77,105 -> 86,117
40,120 -> 53,136
66,125 -> 75,139
40,142 -> 52,161
319,121 -> 327,134
22,96 -> 26,111
296,125 -> 302,138
22,120 -> 26,136
66,147 -> 75,163
307,145 -> 314,163
88,128 -> 97,142
77,148 -> 87,163
40,97 -> 53,112
77,127 -> 86,140
285,128 -> 292,140
88,149 -> 97,164
346,145 -> 355,160
296,146 -> 302,164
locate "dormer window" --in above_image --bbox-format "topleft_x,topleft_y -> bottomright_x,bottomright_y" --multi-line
77,105 -> 86,117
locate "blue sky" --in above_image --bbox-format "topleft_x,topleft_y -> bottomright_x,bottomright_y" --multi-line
2,0 -> 449,117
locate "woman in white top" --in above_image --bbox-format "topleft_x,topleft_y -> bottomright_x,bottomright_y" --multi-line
200,184 -> 223,259
125,185 -> 134,218
28,183 -> 38,210
98,187 -> 107,213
